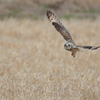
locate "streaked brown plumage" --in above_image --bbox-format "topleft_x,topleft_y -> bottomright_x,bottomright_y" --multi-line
46,10 -> 100,57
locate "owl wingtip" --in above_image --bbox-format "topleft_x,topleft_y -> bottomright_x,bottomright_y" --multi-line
46,10 -> 52,19
46,10 -> 52,15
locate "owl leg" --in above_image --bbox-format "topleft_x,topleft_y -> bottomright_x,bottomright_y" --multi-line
71,52 -> 75,57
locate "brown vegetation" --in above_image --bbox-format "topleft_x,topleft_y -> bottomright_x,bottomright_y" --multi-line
0,0 -> 100,17
0,17 -> 100,99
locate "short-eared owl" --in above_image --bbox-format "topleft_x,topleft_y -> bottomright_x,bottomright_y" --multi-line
46,10 -> 100,57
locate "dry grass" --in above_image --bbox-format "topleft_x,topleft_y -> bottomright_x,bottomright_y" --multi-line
0,17 -> 100,100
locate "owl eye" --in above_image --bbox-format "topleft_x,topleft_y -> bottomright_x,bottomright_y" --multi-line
64,44 -> 67,47
67,43 -> 71,47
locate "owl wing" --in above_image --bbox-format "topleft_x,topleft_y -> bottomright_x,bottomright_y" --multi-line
46,10 -> 75,43
77,45 -> 100,50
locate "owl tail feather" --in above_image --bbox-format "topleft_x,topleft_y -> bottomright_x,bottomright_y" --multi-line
77,46 -> 100,50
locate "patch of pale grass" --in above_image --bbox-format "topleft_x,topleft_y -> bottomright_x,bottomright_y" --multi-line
0,18 -> 100,100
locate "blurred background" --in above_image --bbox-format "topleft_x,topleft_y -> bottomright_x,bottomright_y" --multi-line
0,0 -> 100,100
0,0 -> 100,19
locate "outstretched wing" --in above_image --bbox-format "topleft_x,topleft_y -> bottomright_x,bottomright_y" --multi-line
77,46 -> 100,50
46,10 -> 75,43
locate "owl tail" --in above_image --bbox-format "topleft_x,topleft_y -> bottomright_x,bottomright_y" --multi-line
77,46 -> 100,50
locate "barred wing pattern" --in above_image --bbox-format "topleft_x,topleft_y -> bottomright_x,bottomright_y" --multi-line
46,10 -> 74,43
78,45 -> 100,50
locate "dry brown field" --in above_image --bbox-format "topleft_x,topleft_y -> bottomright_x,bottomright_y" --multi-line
0,17 -> 100,100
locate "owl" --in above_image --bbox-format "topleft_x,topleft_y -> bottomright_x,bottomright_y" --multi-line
46,10 -> 100,57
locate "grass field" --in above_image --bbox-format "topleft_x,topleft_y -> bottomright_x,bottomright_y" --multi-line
0,17 -> 100,100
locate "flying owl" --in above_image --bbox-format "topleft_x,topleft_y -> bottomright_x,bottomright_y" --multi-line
46,10 -> 100,57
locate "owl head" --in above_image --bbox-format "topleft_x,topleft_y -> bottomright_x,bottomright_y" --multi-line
64,42 -> 75,50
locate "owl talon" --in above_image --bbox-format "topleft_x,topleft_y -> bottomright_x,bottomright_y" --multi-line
71,52 -> 75,57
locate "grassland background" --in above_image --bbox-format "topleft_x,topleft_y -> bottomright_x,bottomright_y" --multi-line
0,17 -> 100,100
0,0 -> 100,100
